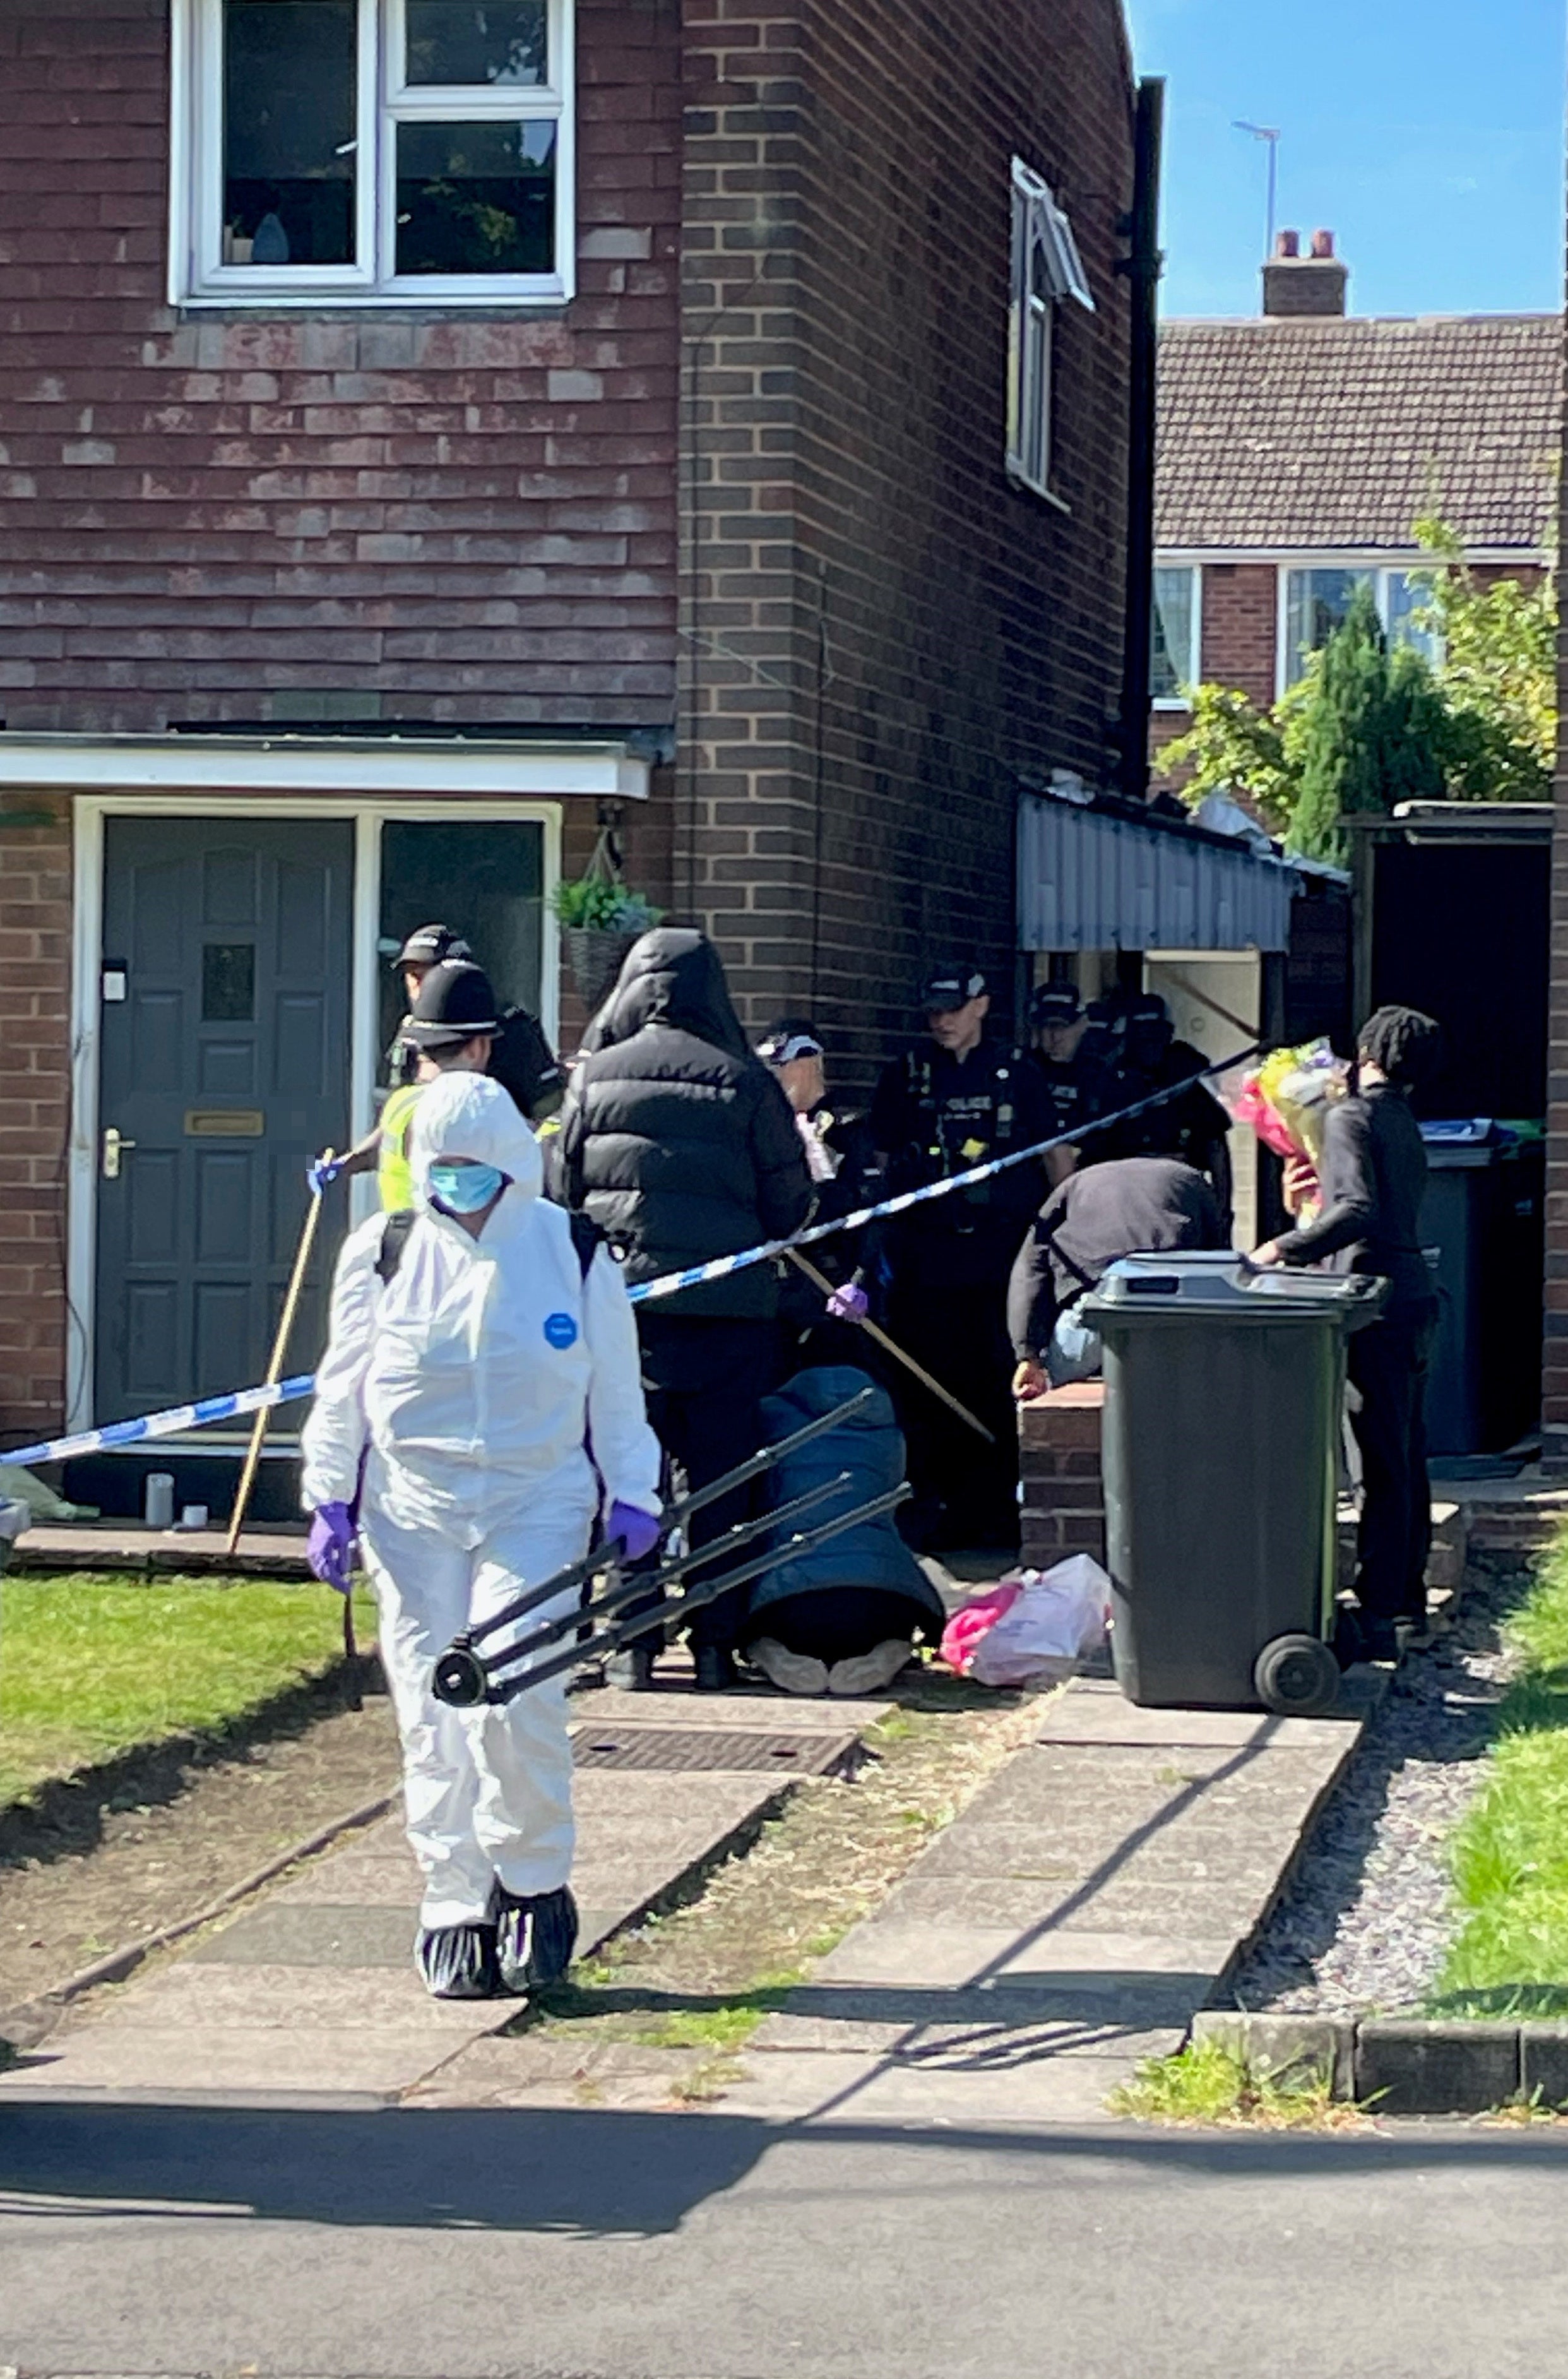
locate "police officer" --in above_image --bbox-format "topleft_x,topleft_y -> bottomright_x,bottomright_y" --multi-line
309,924 -> 564,1198
1026,983 -> 1115,1184
1100,991 -> 1233,1229
756,1018 -> 882,1373
869,963 -> 1052,1552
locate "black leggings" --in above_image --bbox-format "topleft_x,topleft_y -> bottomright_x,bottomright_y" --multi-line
749,1587 -> 920,1664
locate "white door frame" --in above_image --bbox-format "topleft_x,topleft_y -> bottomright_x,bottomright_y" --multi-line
69,791 -> 563,1430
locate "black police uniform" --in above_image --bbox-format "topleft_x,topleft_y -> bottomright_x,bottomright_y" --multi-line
1032,1045 -> 1115,1155
869,1039 -> 1052,1549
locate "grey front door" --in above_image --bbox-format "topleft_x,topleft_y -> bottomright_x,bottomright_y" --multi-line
95,816 -> 354,1424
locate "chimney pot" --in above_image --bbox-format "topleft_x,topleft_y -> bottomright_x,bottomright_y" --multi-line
1274,229 -> 1300,259
1309,228 -> 1336,259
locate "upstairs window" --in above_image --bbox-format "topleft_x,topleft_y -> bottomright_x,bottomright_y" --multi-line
170,0 -> 576,306
1006,159 -> 1095,499
1151,565 -> 1201,704
1281,565 -> 1440,689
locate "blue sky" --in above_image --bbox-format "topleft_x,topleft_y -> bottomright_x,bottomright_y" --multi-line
1126,0 -> 1565,318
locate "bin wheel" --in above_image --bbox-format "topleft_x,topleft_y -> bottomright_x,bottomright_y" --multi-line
1253,1633 -> 1341,1719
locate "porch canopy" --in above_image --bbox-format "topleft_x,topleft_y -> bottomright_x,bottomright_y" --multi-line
1017,786 -> 1301,953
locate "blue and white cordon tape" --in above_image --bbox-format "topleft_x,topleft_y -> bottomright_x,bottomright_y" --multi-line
0,1044 -> 1254,1472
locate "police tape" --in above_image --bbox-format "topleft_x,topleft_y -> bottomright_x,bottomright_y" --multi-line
622,1039 -> 1257,1306
0,1043 -> 1256,1474
0,1376 -> 320,1474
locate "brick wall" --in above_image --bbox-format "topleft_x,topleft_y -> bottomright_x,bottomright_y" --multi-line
0,0 -> 683,735
677,0 -> 1136,1063
1018,1383 -> 1106,1568
1547,330 -> 1568,1459
0,803 -> 73,1440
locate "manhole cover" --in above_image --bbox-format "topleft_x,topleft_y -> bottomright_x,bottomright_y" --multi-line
570,1725 -> 858,1775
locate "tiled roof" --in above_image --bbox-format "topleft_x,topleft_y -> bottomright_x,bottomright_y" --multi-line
1156,313 -> 1562,552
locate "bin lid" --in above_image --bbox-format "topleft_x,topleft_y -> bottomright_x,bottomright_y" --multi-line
1081,1251 -> 1387,1328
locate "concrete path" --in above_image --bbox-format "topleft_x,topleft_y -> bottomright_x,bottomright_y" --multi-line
716,1672 -> 1381,2126
0,1683 -> 884,2102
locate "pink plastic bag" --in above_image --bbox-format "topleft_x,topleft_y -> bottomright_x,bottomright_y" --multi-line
942,1556 -> 1112,1688
940,1580 -> 1022,1678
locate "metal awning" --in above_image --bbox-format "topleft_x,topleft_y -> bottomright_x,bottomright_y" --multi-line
1017,789 -> 1301,953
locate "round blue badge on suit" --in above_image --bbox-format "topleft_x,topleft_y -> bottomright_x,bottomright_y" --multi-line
543,1311 -> 578,1349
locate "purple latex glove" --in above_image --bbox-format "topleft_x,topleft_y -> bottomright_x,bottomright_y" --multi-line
307,1502 -> 357,1593
826,1280 -> 869,1323
609,1500 -> 662,1563
307,1152 -> 345,1196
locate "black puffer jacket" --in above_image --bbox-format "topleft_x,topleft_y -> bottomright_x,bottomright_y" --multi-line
554,930 -> 813,1320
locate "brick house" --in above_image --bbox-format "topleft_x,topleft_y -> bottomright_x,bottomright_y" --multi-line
0,0 -> 1146,1450
1149,234 -> 1559,773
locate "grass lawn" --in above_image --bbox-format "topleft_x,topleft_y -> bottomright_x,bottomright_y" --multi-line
0,1571 -> 375,1811
1427,1531 -> 1568,2020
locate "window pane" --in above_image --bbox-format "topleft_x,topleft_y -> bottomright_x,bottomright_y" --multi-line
1283,567 -> 1369,686
222,0 -> 357,267
1386,571 -> 1440,665
405,0 -> 547,85
395,119 -> 556,275
379,820 -> 544,1062
1151,568 -> 1194,700
1021,300 -> 1050,486
202,943 -> 256,1022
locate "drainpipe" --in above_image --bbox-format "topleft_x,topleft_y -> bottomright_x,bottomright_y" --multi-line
1115,76 -> 1165,801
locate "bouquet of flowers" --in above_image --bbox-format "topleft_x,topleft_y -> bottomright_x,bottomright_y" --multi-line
1230,1040 -> 1348,1214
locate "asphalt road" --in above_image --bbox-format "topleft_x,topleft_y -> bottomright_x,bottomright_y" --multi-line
2,2096 -> 1564,2378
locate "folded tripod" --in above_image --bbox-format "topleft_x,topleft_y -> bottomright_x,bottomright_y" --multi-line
431,1386 -> 909,1709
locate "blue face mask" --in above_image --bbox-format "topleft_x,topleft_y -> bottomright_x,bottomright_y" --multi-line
428,1161 -> 507,1216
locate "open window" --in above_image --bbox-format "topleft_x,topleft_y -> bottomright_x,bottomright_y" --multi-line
1006,158 -> 1095,499
170,0 -> 575,306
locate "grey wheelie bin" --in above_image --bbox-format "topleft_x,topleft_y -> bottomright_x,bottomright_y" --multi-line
1079,1253 -> 1386,1717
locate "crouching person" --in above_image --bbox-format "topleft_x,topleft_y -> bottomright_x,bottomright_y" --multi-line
301,1071 -> 662,2001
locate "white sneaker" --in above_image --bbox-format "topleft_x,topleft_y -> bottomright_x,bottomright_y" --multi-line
827,1640 -> 914,1698
749,1637 -> 830,1696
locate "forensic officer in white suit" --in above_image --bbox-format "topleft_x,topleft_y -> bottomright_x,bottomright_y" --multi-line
301,1069 -> 663,2001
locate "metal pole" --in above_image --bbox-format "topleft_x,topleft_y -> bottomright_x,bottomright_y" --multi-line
784,1248 -> 995,1444
225,1161 -> 332,1557
1115,76 -> 1165,801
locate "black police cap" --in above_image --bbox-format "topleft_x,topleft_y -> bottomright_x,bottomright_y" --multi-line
396,922 -> 473,969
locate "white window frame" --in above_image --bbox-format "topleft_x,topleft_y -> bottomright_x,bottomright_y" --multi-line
169,0 -> 576,309
1275,556 -> 1442,697
1151,562 -> 1202,708
1007,158 -> 1094,503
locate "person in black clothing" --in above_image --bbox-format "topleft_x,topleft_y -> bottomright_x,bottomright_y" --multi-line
1255,1005 -> 1444,1663
1007,1157 -> 1226,1395
1026,984 -> 1116,1184
869,962 -> 1053,1551
553,930 -> 813,1691
1100,992 -> 1232,1227
756,1018 -> 883,1374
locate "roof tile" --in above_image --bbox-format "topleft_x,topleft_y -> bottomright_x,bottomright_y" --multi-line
1155,313 -> 1562,551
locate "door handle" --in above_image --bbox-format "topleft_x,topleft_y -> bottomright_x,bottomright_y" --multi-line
102,1126 -> 137,1180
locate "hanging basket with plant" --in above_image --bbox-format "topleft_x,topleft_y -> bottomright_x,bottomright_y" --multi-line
553,828 -> 664,1015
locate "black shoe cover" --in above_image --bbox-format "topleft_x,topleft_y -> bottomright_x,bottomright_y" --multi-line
496,1885 -> 579,1994
417,1921 -> 502,2000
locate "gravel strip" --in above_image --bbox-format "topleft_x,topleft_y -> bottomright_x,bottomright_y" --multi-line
1230,1564 -> 1526,2017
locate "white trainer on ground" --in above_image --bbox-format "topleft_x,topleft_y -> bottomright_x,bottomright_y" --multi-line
750,1638 -> 831,1697
302,1070 -> 662,2000
826,1640 -> 915,1698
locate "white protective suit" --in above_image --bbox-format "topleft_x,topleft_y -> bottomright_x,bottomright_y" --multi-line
301,1070 -> 662,1929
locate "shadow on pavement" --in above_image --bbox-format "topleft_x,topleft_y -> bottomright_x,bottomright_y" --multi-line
3,2100 -> 1568,2239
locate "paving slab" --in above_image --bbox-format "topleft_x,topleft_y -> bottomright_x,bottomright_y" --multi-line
0,1700 -> 831,2104
722,1666 -> 1374,2125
